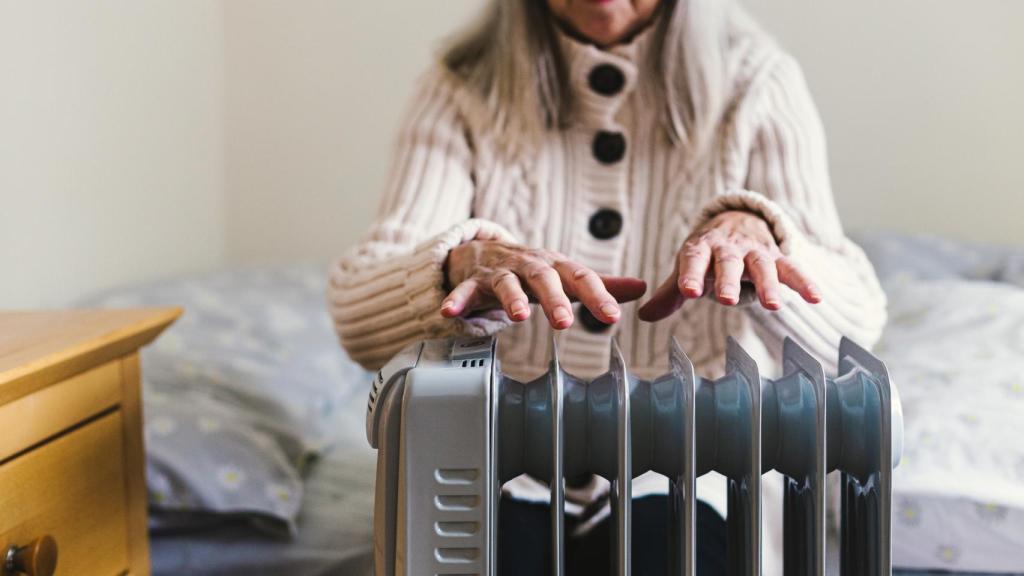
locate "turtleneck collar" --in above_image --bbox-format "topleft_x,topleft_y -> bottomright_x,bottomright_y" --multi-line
554,20 -> 659,126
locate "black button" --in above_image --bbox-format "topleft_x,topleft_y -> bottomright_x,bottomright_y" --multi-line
592,131 -> 626,164
577,304 -> 612,333
588,64 -> 625,96
588,208 -> 623,240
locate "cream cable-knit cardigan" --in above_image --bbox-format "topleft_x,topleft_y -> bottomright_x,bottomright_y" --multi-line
328,26 -> 886,383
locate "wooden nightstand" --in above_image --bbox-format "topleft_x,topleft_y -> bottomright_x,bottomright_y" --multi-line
0,309 -> 180,576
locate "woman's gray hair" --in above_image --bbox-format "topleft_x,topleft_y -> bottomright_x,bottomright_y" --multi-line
443,0 -> 755,157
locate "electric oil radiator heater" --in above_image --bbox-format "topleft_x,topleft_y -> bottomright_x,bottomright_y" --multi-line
366,335 -> 903,576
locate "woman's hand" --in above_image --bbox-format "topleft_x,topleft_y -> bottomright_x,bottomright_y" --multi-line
442,240 -> 648,329
638,211 -> 821,322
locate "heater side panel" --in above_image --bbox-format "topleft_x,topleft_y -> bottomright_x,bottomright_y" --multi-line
399,364 -> 492,575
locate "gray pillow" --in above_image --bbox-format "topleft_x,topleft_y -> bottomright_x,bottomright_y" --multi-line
80,265 -> 371,535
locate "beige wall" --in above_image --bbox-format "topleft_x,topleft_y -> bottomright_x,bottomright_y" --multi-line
745,0 -> 1024,245
222,0 -> 486,264
0,1 -> 225,308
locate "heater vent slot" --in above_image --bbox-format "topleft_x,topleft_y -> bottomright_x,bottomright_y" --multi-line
435,495 -> 478,512
435,468 -> 478,485
436,521 -> 479,537
367,371 -> 385,414
435,547 -> 480,563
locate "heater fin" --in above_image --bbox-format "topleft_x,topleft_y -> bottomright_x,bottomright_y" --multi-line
549,337 -> 566,576
725,337 -> 762,576
668,337 -> 697,576
836,337 -> 898,576
609,339 -> 632,576
781,337 -> 828,576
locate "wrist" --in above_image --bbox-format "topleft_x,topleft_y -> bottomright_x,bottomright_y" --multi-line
444,239 -> 480,289
442,250 -> 455,292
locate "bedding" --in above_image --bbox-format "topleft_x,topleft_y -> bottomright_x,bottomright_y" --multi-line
853,231 -> 1024,286
149,390 -> 376,576
854,232 -> 1024,574
80,266 -> 371,535
874,279 -> 1024,573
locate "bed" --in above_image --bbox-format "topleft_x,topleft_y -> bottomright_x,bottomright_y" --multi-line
853,232 -> 1024,575
79,232 -> 1024,576
80,266 -> 377,575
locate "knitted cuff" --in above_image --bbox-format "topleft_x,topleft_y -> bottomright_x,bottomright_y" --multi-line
403,218 -> 519,338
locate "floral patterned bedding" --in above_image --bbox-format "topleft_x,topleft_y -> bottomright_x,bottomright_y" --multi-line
80,265 -> 372,535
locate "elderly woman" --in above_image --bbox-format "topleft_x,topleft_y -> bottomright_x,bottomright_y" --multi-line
329,0 -> 886,572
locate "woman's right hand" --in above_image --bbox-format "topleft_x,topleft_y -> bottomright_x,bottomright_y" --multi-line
441,240 -> 648,330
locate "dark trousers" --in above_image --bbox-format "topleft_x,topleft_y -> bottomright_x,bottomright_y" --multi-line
498,495 -> 727,575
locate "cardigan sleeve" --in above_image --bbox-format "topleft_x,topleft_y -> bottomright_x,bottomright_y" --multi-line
327,69 -> 516,371
696,53 -> 887,373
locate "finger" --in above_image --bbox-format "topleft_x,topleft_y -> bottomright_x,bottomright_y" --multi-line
744,250 -> 782,310
554,261 -> 621,324
519,262 -> 574,329
777,257 -> 822,303
490,271 -> 532,321
600,276 -> 648,303
637,272 -> 686,322
677,240 -> 712,298
442,278 -> 480,317
712,245 -> 745,305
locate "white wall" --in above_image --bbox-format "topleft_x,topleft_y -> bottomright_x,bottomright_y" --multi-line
0,1 -> 226,308
746,0 -> 1024,244
222,0 -> 485,264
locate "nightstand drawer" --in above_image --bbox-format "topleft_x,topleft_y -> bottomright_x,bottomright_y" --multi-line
0,360 -> 122,463
0,411 -> 129,576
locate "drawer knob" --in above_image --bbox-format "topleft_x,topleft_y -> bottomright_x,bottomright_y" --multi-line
4,536 -> 57,576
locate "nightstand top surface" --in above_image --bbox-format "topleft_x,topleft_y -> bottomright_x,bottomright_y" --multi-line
0,309 -> 181,405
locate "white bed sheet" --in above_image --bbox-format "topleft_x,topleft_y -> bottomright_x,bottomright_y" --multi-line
879,277 -> 1024,573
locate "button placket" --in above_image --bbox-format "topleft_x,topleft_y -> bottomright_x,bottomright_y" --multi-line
571,54 -> 635,338
546,31 -> 653,349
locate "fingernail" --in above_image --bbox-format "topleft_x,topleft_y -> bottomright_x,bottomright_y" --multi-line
510,302 -> 528,319
719,288 -> 739,301
552,306 -> 572,326
807,284 -> 822,300
764,292 -> 781,308
441,300 -> 454,311
600,302 -> 620,318
682,279 -> 701,294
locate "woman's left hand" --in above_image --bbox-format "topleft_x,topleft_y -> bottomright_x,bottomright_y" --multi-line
638,210 -> 822,322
